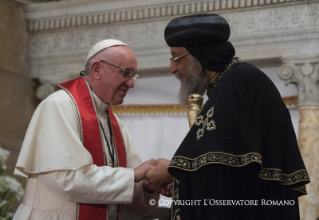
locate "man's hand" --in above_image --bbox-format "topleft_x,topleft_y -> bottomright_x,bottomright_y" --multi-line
160,182 -> 174,197
142,179 -> 158,193
145,158 -> 173,187
134,160 -> 154,183
142,179 -> 174,197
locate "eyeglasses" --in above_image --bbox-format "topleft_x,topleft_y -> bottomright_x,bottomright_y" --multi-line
169,52 -> 189,62
99,60 -> 139,83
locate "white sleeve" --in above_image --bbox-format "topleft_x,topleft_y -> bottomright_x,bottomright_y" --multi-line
14,90 -> 93,177
38,164 -> 135,204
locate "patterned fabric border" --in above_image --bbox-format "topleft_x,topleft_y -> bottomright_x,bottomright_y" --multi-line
293,185 -> 307,194
169,152 -> 262,171
207,57 -> 242,98
259,169 -> 309,185
169,152 -> 309,194
171,178 -> 181,220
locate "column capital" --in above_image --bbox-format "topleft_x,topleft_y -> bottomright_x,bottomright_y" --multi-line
35,74 -> 75,100
278,55 -> 319,106
36,83 -> 55,100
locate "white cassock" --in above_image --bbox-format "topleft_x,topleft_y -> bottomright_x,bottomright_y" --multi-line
13,89 -> 159,220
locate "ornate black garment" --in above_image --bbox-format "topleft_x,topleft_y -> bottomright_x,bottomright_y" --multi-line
168,62 -> 310,220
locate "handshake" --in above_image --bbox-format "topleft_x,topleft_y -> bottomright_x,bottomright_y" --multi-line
134,158 -> 174,197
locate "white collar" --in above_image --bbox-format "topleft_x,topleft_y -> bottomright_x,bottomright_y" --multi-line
82,76 -> 110,112
92,92 -> 110,112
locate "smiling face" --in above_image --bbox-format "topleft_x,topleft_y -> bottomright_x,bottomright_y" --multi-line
170,47 -> 209,106
87,46 -> 137,105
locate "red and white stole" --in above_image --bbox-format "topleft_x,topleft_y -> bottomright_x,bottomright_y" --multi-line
58,77 -> 127,220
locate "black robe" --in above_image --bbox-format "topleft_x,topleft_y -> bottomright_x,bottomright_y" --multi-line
168,62 -> 310,220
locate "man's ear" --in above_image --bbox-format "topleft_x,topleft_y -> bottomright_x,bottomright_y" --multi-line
91,61 -> 102,80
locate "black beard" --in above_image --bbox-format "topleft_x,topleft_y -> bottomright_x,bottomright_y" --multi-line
175,58 -> 209,107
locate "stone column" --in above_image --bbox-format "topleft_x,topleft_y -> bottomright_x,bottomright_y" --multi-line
35,75 -> 73,100
279,56 -> 319,220
36,83 -> 55,100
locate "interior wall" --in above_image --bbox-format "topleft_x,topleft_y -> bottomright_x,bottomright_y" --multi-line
0,0 -> 39,176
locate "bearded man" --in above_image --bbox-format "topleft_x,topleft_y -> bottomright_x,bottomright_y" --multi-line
146,14 -> 310,220
174,55 -> 209,107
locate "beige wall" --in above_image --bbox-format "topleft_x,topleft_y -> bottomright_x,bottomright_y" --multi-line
0,0 -> 39,175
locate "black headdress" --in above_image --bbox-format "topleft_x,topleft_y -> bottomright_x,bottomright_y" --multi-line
164,14 -> 235,72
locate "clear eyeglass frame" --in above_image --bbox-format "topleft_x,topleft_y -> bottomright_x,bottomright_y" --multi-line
99,60 -> 139,83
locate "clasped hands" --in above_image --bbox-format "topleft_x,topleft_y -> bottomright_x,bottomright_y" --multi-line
134,158 -> 174,197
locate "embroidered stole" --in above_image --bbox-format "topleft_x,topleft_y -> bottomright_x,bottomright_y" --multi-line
58,77 -> 127,220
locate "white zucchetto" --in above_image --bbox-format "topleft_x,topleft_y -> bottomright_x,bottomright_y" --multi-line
86,39 -> 127,62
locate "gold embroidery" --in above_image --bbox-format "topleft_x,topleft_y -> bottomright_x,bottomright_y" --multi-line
169,152 -> 309,194
207,57 -> 242,97
294,185 -> 307,194
170,178 -> 181,220
173,209 -> 180,220
259,169 -> 309,185
170,152 -> 262,170
173,187 -> 180,200
194,106 -> 216,140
